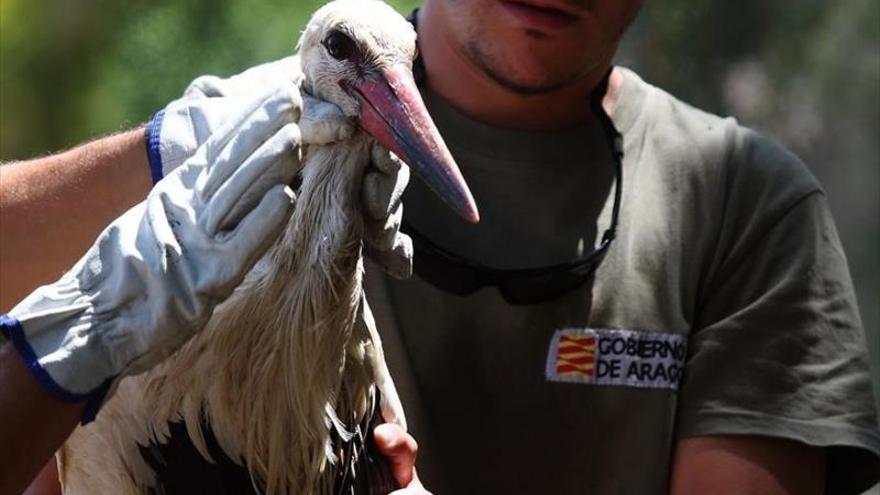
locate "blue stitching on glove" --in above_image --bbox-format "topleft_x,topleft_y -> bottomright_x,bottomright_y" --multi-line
1,314 -> 107,424
146,109 -> 166,185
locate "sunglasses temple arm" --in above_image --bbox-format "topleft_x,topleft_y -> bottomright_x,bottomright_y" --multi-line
590,67 -> 624,245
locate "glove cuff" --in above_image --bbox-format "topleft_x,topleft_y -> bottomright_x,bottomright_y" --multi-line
145,109 -> 167,185
1,314 -> 112,423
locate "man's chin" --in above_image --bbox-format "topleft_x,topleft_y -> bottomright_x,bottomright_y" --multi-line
478,59 -> 585,95
486,72 -> 570,95
465,41 -> 590,95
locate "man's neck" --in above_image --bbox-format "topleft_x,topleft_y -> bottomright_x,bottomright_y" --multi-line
416,3 -> 622,131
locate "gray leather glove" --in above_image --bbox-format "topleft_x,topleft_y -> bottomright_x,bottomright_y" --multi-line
148,56 -> 413,279
2,87 -> 317,421
148,57 -> 350,179
363,144 -> 413,280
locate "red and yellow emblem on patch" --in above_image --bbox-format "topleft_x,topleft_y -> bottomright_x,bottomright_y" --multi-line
555,333 -> 597,378
546,327 -> 688,389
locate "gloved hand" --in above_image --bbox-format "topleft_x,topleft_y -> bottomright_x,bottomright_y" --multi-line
363,144 -> 412,280
147,57 -> 348,179
147,57 -> 413,279
0,86 -> 324,422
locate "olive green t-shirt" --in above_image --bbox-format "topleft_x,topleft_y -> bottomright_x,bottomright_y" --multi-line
364,68 -> 880,494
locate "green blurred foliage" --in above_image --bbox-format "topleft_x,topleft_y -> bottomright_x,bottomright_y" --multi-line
0,0 -> 420,156
1,1 -> 878,403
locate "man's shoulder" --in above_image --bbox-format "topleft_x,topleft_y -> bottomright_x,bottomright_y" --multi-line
620,68 -> 734,139
620,67 -> 822,203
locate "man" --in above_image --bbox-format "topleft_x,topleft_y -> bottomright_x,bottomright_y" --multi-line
364,1 -> 880,493
3,1 -> 878,494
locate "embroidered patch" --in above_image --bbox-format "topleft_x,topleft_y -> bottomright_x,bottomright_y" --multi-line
546,328 -> 687,390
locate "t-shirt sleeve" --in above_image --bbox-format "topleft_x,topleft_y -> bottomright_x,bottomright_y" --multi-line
678,131 -> 880,494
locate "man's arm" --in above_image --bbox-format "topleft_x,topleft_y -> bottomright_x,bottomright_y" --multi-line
0,129 -> 152,310
0,344 -> 85,495
669,435 -> 825,495
1,86 -> 304,491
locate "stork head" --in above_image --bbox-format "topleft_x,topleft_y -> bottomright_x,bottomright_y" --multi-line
298,0 -> 479,223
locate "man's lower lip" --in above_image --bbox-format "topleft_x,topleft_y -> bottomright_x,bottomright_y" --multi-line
500,1 -> 580,32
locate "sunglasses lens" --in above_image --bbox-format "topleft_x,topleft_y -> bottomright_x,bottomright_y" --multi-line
407,221 -> 613,304
412,251 -> 486,295
498,261 -> 601,305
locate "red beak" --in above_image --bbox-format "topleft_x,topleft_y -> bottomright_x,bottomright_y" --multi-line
347,65 -> 480,224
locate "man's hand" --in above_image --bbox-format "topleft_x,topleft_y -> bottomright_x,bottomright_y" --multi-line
150,58 -> 351,178
363,144 -> 413,280
152,58 -> 414,279
373,423 -> 431,494
2,84 -> 351,422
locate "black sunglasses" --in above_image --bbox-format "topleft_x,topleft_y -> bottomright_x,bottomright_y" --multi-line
402,11 -> 623,305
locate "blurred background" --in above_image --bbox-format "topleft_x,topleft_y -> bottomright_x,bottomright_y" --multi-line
1,0 -> 878,456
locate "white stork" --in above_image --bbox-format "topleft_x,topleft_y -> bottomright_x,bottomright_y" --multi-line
56,1 -> 478,493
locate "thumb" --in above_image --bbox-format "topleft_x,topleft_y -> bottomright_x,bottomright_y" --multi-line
373,423 -> 420,489
299,95 -> 355,145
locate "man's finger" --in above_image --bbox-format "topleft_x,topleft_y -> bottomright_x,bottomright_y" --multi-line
365,233 -> 413,280
299,96 -> 355,144
183,57 -> 303,99
199,86 -> 300,198
364,205 -> 403,252
371,143 -> 403,174
201,122 -> 301,236
363,166 -> 410,220
223,184 -> 295,278
373,423 -> 418,488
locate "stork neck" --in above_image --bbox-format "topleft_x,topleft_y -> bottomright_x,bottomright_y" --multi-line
287,140 -> 370,274
416,2 -> 623,131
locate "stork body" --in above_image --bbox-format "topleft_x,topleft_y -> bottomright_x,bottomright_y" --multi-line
59,126 -> 392,495
57,1 -> 477,493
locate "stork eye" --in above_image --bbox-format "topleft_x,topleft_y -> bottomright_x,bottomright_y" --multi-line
323,31 -> 356,61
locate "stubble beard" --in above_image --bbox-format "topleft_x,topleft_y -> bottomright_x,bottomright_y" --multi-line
440,0 -> 608,95
463,37 -> 594,95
